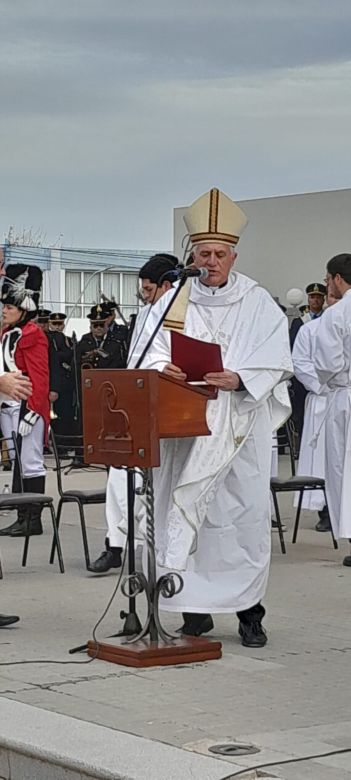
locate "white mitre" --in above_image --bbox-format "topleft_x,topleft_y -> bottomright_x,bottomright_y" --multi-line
184,187 -> 248,246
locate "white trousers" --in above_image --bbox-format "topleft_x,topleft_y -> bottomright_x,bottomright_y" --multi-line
0,405 -> 45,479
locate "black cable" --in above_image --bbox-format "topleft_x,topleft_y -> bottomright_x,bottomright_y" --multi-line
220,746 -> 351,778
0,544 -> 129,667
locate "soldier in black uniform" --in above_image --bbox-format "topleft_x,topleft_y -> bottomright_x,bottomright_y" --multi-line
36,308 -> 51,334
36,308 -> 62,416
102,301 -> 129,367
47,313 -> 75,433
76,304 -> 125,377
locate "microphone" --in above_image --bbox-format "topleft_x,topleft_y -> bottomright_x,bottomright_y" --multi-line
162,265 -> 209,282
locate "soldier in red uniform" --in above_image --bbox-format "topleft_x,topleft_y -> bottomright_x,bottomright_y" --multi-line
0,264 -> 50,537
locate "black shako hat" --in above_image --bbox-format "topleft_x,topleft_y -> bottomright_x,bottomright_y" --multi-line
1,264 -> 42,311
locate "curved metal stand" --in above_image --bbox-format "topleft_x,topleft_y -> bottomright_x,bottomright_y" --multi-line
120,468 -> 183,644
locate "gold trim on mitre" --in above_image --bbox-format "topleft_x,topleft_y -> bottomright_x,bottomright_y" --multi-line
184,187 -> 248,246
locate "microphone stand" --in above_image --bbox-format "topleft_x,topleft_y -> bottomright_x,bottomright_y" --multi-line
71,331 -> 81,424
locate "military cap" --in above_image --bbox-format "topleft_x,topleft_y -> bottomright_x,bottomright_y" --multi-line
37,308 -> 52,322
87,304 -> 109,322
305,283 -> 327,296
49,312 -> 67,322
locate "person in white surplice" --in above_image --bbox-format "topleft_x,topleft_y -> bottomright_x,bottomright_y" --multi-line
314,253 -> 351,566
88,253 -> 180,573
292,288 -> 339,533
135,188 -> 293,647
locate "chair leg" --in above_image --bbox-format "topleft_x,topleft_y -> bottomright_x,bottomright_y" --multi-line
49,504 -> 65,573
323,488 -> 338,550
292,490 -> 304,543
77,502 -> 91,570
50,499 -> 63,563
271,489 -> 286,554
21,512 -> 31,567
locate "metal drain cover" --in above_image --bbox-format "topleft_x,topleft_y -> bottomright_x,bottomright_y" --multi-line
209,743 -> 260,757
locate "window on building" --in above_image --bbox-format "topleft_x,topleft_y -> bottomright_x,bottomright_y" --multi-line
64,270 -> 140,320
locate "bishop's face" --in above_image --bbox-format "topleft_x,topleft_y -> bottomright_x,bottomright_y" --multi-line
193,243 -> 237,287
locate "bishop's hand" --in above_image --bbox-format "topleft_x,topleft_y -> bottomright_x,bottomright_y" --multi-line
163,363 -> 187,381
204,370 -> 241,391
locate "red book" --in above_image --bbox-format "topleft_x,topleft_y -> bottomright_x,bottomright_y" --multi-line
171,331 -> 223,382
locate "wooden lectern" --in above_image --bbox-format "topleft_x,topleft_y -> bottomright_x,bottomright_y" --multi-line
82,368 -> 222,667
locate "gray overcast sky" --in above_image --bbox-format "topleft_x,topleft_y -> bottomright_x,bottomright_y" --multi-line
1,0 -> 350,249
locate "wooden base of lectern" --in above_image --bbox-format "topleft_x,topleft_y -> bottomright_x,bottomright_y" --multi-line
87,637 -> 222,668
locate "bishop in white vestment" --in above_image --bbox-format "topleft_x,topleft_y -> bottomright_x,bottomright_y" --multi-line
136,188 -> 293,646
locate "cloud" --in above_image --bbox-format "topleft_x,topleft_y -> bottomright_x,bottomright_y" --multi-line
0,1 -> 350,248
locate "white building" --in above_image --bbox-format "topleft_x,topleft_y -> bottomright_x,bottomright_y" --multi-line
3,245 -> 154,338
174,187 -> 351,305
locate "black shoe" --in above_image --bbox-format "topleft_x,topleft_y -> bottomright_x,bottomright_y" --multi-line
88,549 -> 122,573
178,613 -> 214,637
0,519 -> 20,536
239,620 -> 267,648
271,519 -> 286,532
2,462 -> 12,472
10,518 -> 43,537
315,516 -> 331,532
0,614 -> 20,627
343,556 -> 351,567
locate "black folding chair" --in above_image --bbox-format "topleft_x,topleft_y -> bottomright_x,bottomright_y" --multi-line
48,431 -> 106,570
0,434 -> 64,577
270,422 -> 337,554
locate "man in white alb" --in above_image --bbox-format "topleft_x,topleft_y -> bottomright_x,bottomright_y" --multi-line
292,287 -> 338,532
314,253 -> 351,564
136,188 -> 292,647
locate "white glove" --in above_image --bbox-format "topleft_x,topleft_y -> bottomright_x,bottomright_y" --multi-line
18,411 -> 40,437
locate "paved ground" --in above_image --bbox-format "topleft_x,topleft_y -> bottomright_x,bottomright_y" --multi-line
0,459 -> 351,779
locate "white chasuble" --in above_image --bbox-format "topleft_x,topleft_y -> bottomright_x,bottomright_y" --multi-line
133,272 -> 293,612
292,317 -> 327,511
315,290 -> 351,539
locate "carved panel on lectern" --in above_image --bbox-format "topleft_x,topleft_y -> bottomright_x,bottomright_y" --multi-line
82,369 -> 161,468
97,380 -> 133,454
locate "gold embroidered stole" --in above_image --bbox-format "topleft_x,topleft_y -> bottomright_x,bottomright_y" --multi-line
163,283 -> 191,333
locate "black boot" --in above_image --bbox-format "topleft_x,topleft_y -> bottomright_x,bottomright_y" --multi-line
88,539 -> 123,573
315,506 -> 331,532
178,612 -> 214,637
237,603 -> 267,648
0,506 -> 29,536
9,476 -> 45,537
0,467 -> 26,535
